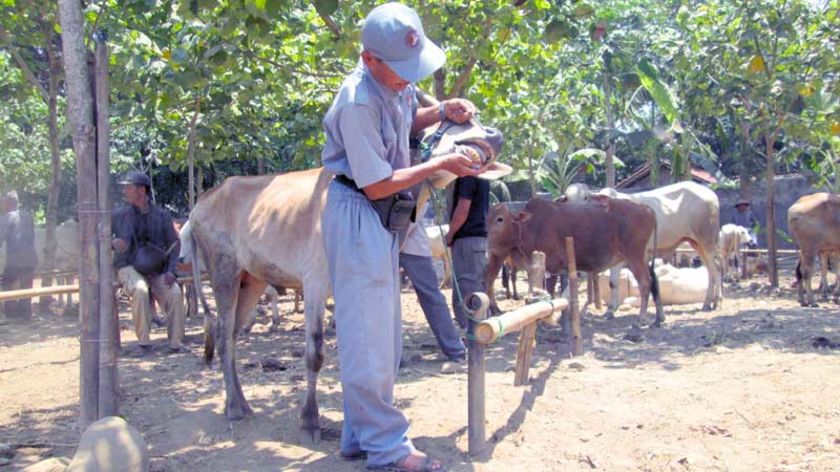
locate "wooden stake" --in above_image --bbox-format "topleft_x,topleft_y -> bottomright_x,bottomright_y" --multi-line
514,251 -> 546,386
467,292 -> 488,457
94,33 -> 117,418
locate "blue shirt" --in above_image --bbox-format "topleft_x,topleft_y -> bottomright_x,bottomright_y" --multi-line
322,66 -> 417,188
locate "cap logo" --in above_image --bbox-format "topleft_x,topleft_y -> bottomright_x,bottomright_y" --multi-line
405,29 -> 420,48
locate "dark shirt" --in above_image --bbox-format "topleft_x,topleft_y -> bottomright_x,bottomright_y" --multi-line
111,203 -> 179,274
0,209 -> 38,268
450,176 -> 489,241
732,209 -> 758,231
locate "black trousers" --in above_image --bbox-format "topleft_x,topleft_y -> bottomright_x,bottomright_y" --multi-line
2,265 -> 35,320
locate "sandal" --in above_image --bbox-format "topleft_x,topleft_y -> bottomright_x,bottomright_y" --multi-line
368,452 -> 447,472
339,449 -> 367,461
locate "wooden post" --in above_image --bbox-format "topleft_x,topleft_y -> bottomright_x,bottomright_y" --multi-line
514,252 -> 545,386
58,0 -> 99,429
527,251 -> 546,295
565,237 -> 583,356
94,32 -> 117,418
467,292 -> 488,457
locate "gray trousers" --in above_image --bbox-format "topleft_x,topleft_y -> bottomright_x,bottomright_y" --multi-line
322,181 -> 414,467
400,253 -> 466,361
451,236 -> 488,329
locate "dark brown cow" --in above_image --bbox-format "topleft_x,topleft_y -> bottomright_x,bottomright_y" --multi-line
486,197 -> 664,325
788,192 -> 840,306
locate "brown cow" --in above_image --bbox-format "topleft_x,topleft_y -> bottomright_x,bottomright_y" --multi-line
788,192 -> 840,306
486,197 -> 664,325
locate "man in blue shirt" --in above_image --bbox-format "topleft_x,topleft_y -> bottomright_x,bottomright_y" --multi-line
321,3 -> 481,471
0,191 -> 38,322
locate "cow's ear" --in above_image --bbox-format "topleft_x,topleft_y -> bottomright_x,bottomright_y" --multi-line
514,211 -> 532,223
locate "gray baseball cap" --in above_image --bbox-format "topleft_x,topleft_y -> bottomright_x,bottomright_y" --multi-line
119,171 -> 151,189
361,3 -> 445,82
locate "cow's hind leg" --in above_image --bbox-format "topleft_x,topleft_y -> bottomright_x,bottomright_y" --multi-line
797,250 -> 818,307
300,280 -> 326,441
691,240 -> 721,311
210,261 -> 252,420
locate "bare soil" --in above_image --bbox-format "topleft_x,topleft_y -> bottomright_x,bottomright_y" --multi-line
1,271 -> 839,471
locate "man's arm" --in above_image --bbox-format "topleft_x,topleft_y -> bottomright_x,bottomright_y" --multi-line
411,98 -> 477,134
363,153 -> 479,200
446,197 -> 472,246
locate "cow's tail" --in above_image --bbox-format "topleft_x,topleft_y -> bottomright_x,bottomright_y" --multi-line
649,218 -> 661,306
184,220 -> 215,366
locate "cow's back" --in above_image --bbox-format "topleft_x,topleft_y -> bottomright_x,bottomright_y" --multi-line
190,168 -> 332,288
630,181 -> 720,252
521,198 -> 653,273
788,192 -> 840,253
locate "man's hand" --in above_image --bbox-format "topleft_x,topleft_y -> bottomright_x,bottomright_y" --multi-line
162,272 -> 177,287
442,99 -> 477,124
112,238 -> 128,253
438,152 -> 482,177
445,232 -> 455,247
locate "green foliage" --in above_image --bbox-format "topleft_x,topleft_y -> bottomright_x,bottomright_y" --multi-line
0,0 -> 837,217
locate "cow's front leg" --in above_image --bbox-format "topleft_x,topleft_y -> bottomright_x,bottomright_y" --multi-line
212,268 -> 252,420
485,254 -> 504,315
300,284 -> 326,442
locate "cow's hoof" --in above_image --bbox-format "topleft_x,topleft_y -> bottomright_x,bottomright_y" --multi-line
224,402 -> 253,420
604,311 -> 615,320
702,304 -> 713,312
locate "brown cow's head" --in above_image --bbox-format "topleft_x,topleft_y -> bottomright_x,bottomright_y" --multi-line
487,203 -> 531,256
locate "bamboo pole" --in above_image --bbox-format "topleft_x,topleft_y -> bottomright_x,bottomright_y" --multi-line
0,275 -> 204,302
467,292 -> 488,457
473,298 -> 568,345
565,237 -> 583,356
94,32 -> 117,418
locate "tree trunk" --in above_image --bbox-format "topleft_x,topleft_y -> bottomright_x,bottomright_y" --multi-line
603,70 -> 616,188
737,120 -> 753,200
58,0 -> 100,429
41,24 -> 63,312
765,133 -> 778,288
186,95 -> 201,209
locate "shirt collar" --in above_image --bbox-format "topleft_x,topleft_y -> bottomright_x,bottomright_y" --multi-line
360,65 -> 403,102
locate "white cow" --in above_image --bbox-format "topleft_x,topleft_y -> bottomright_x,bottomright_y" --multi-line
596,262 -> 709,307
574,182 -> 722,311
719,224 -> 752,281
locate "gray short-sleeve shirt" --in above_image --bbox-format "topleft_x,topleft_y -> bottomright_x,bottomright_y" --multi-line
322,66 -> 416,188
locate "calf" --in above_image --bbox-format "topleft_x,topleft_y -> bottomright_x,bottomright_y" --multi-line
486,198 -> 664,325
719,224 -> 752,281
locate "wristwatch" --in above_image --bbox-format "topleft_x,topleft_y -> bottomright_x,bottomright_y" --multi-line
438,102 -> 446,121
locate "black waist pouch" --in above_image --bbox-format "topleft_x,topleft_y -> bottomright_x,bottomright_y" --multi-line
335,175 -> 416,233
371,192 -> 416,233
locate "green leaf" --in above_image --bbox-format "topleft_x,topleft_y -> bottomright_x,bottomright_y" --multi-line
636,58 -> 680,126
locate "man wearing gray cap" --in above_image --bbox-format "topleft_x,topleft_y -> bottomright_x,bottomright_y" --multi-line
111,171 -> 186,357
321,3 -> 480,471
0,191 -> 38,322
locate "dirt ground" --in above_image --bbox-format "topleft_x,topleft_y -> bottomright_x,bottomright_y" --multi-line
1,270 -> 839,472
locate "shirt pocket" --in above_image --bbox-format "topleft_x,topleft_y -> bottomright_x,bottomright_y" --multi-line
380,114 -> 399,163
